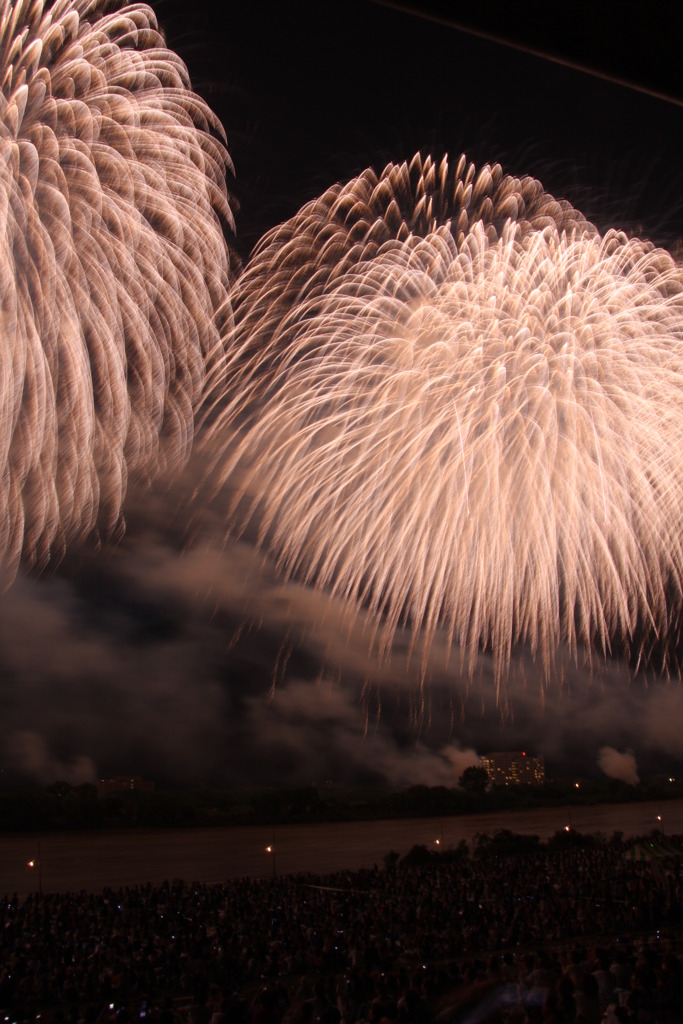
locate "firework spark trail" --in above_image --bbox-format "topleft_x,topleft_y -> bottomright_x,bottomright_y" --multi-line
202,154 -> 592,409
0,0 -> 235,578
203,153 -> 683,690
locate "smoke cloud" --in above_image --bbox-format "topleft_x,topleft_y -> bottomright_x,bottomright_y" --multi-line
7,731 -> 97,787
598,747 -> 640,785
1,487 -> 682,791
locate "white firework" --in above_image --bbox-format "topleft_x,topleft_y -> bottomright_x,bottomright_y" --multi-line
204,153 -> 683,686
0,0 -> 235,577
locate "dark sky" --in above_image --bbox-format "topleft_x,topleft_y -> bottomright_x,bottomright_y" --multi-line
159,0 -> 683,256
3,1 -> 683,791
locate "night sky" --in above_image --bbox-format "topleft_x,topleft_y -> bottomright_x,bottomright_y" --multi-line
3,1 -> 683,791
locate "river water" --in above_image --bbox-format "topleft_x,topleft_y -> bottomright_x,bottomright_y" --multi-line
2,799 -> 681,898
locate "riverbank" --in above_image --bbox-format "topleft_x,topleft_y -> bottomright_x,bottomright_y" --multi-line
3,798 -> 681,898
2,774 -> 682,833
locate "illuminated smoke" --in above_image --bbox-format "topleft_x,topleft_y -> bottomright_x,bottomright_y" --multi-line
203,154 -> 683,689
0,0 -> 235,577
597,746 -> 640,786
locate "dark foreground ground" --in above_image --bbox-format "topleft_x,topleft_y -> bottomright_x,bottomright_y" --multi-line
2,825 -> 682,1023
2,803 -> 683,1022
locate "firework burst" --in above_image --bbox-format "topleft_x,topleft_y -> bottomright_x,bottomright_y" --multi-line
0,0 -> 235,577
203,153 -> 683,687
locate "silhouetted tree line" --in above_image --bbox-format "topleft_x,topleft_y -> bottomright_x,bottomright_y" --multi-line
383,824 -> 633,872
0,773 -> 681,831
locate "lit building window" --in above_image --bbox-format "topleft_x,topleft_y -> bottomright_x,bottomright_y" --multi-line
481,752 -> 545,787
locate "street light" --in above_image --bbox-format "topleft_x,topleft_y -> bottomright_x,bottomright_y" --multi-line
27,841 -> 42,895
265,844 -> 276,879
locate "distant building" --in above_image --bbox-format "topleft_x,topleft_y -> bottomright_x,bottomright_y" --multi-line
481,751 -> 545,787
97,776 -> 154,798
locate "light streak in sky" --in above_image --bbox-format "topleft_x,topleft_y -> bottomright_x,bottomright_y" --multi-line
203,154 -> 683,687
0,0 -> 235,578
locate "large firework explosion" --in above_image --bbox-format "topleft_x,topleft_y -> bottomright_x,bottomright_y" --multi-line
4,0 -> 683,697
203,153 -> 683,687
0,0 -> 235,578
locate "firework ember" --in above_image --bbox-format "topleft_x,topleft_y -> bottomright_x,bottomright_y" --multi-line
204,154 -> 683,686
0,0 -> 235,577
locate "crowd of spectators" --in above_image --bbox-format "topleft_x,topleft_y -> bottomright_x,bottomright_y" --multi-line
1,832 -> 682,1023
